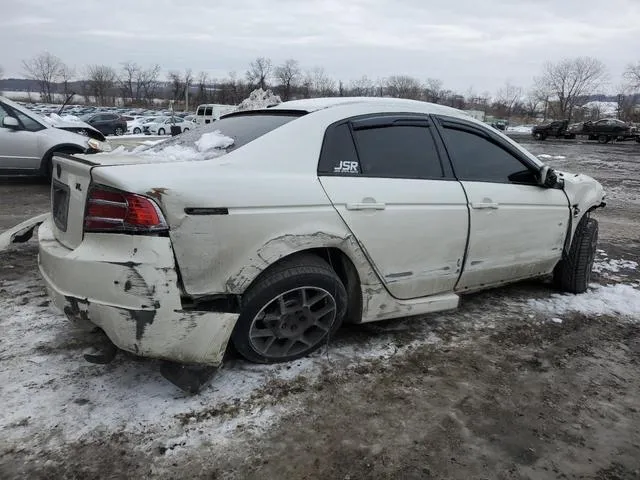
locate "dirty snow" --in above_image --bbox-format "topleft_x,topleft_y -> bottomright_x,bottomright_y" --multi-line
593,257 -> 638,274
236,88 -> 282,111
528,284 -> 640,319
538,154 -> 567,159
507,125 -> 532,134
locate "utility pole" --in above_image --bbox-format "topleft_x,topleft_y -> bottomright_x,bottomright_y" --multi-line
185,84 -> 189,112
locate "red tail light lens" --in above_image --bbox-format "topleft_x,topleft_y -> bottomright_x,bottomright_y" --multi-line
84,186 -> 168,233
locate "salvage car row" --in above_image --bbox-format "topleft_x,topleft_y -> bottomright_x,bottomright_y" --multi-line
532,118 -> 640,143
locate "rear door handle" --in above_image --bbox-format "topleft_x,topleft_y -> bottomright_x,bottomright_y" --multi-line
470,202 -> 499,209
346,202 -> 386,211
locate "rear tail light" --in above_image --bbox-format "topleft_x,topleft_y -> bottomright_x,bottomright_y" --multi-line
84,186 -> 168,234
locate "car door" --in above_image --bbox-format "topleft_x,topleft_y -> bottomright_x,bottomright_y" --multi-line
435,116 -> 570,292
87,114 -> 107,134
0,101 -> 45,171
318,115 -> 469,300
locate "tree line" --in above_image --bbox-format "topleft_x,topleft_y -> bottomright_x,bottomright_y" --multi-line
3,52 -> 640,122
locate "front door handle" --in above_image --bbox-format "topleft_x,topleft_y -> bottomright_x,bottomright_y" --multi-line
470,202 -> 499,209
346,202 -> 386,211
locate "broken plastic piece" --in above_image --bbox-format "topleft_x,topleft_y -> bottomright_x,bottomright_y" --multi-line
160,361 -> 217,394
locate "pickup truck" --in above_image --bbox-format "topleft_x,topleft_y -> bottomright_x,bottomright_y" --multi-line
532,120 -> 571,140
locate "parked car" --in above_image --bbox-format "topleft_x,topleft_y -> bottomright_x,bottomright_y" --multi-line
38,97 -> 605,389
0,96 -> 110,177
143,116 -> 192,135
126,116 -> 160,134
80,112 -> 128,136
568,118 -> 635,143
532,120 -> 570,140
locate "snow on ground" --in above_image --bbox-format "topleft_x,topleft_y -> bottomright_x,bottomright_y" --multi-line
0,243 -> 419,454
538,154 -> 567,160
593,257 -> 638,274
528,284 -> 640,319
581,101 -> 618,116
507,125 -> 532,134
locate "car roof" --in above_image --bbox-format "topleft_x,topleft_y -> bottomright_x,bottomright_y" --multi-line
270,96 -> 473,121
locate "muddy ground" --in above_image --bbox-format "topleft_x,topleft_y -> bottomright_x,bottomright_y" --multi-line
1,137 -> 639,479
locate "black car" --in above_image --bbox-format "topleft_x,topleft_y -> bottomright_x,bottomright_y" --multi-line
568,118 -> 635,143
80,113 -> 128,136
532,120 -> 570,140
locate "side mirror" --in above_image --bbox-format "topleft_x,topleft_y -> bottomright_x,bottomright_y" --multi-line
2,116 -> 20,129
539,166 -> 564,189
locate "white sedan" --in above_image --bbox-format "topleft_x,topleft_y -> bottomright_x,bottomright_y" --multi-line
144,117 -> 193,135
38,97 -> 605,389
126,116 -> 160,134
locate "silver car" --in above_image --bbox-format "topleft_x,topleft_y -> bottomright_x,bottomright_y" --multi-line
0,96 -> 110,178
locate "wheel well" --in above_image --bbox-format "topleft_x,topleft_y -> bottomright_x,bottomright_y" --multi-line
249,248 -> 363,324
41,144 -> 86,175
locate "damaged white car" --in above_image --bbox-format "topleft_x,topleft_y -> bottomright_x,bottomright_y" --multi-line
37,97 -> 605,384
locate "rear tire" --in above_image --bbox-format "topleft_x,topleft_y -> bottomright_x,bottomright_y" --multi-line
597,134 -> 610,144
158,128 -> 166,135
114,127 -> 124,136
232,255 -> 347,364
553,216 -> 599,294
133,127 -> 141,134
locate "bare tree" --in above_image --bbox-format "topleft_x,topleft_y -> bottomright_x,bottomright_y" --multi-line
495,82 -> 523,118
59,64 -> 75,98
523,90 -> 542,119
0,65 -> 4,79
22,52 -> 65,103
246,57 -> 272,90
274,59 -> 301,101
168,70 -> 185,102
623,62 -> 640,91
138,64 -> 161,105
535,57 -> 607,121
196,71 -> 210,103
385,75 -> 421,99
349,76 -> 374,96
86,64 -> 117,105
424,78 -> 444,103
119,61 -> 140,104
305,67 -> 336,97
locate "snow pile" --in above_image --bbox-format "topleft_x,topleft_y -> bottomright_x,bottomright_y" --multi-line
528,284 -> 640,319
593,258 -> 638,274
195,130 -> 235,152
581,101 -> 617,115
102,130 -> 234,162
538,154 -> 567,159
236,88 -> 281,111
507,125 -> 532,134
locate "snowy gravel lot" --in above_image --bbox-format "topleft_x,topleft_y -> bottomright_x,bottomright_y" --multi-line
1,136 -> 640,479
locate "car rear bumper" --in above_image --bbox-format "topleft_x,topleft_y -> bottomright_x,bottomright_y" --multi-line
38,217 -> 238,365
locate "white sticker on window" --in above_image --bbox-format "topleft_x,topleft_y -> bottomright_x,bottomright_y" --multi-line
334,161 -> 359,173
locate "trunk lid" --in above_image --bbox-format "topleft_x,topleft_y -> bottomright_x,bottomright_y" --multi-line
50,154 -> 98,249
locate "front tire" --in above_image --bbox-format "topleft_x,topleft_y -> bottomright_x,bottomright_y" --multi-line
597,134 -> 610,144
158,128 -> 166,135
553,216 -> 599,294
133,127 -> 141,134
232,255 -> 348,364
114,127 -> 124,136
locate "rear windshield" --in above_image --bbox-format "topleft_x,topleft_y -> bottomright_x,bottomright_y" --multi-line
145,112 -> 304,154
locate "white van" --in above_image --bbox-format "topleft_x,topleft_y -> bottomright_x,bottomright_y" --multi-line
195,104 -> 236,125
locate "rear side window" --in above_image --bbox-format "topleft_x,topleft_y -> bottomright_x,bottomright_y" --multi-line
441,127 -> 533,184
318,123 -> 360,174
204,107 -> 213,116
353,125 -> 443,179
197,107 -> 204,115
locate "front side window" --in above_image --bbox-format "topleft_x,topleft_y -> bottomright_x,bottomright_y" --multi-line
442,126 -> 535,184
353,125 -> 443,179
12,109 -> 45,132
0,103 -> 10,126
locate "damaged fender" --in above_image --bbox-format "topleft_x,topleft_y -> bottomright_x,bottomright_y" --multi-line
0,213 -> 49,251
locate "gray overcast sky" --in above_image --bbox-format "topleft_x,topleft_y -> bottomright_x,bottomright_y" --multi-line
2,0 -> 639,93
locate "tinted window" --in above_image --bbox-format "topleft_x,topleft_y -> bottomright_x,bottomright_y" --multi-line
204,107 -> 213,116
0,103 -> 9,125
318,123 -> 360,174
353,125 -> 443,178
442,127 -> 533,184
144,113 -> 303,153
